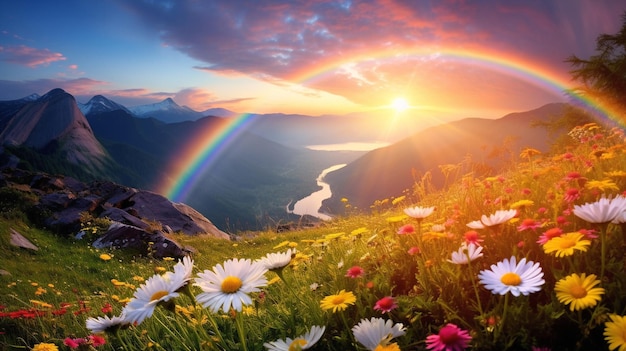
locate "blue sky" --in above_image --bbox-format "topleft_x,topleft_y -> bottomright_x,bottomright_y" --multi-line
1,0 -> 624,117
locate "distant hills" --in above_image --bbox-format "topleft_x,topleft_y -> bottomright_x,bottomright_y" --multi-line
323,103 -> 571,212
0,89 -> 575,231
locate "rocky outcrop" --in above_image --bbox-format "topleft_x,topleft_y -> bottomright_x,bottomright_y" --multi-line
0,168 -> 230,259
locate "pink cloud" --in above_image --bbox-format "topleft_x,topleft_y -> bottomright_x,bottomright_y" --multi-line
0,45 -> 66,67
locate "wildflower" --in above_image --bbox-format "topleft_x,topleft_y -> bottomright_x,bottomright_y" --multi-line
397,224 -> 415,234
89,335 -> 106,347
32,343 -> 59,351
64,338 -> 83,348
320,289 -> 356,312
447,243 -> 483,265
263,325 -> 325,351
480,209 -> 517,227
346,266 -> 365,278
258,249 -> 295,270
466,220 -> 485,229
309,283 -> 320,291
510,199 -> 534,209
605,314 -> 626,351
478,256 -> 545,296
585,179 -> 619,192
543,232 -> 591,257
425,323 -> 472,351
404,206 -> 435,219
537,227 -> 563,245
166,255 -> 194,292
517,218 -> 541,231
407,246 -> 420,255
463,230 -> 483,245
373,296 -> 398,313
520,147 -> 541,158
352,317 -> 406,351
122,273 -> 181,325
573,195 -> 626,224
555,273 -> 604,311
99,254 -> 112,261
194,258 -> 268,313
564,188 -> 581,203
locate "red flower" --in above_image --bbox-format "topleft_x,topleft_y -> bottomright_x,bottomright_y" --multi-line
517,218 -> 541,231
397,224 -> 415,235
463,231 -> 483,245
425,323 -> 472,351
101,303 -> 113,314
374,296 -> 398,313
564,188 -> 581,203
89,335 -> 106,347
64,337 -> 84,348
345,266 -> 365,279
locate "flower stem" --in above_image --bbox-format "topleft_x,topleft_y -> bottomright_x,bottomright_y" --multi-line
600,223 -> 608,282
235,310 -> 248,351
465,258 -> 484,316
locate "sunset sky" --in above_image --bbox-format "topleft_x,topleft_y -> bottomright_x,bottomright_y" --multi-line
1,0 -> 624,119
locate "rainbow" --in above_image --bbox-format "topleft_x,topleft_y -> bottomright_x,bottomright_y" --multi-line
158,48 -> 624,203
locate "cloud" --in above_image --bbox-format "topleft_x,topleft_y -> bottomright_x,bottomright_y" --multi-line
0,45 -> 66,67
118,0 -> 624,107
0,78 -> 107,100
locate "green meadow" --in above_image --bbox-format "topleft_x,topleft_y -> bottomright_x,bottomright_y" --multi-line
1,120 -> 626,351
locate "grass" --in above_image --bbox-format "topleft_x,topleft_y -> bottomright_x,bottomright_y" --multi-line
1,121 -> 626,350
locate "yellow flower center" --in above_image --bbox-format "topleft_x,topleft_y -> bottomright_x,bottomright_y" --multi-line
558,237 -> 576,249
500,272 -> 522,286
570,285 -> 588,299
150,290 -> 169,302
288,339 -> 307,351
221,276 -> 243,293
331,295 -> 346,305
375,343 -> 401,351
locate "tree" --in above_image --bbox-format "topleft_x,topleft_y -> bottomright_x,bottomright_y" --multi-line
566,12 -> 626,117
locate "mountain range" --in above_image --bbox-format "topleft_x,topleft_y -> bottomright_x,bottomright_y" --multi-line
0,89 -> 575,231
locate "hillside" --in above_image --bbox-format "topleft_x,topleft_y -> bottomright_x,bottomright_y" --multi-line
324,103 -> 570,212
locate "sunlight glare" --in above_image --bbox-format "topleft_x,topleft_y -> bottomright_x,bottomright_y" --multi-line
391,97 -> 409,113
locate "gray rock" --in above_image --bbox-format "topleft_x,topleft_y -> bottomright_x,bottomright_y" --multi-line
10,228 -> 39,251
93,222 -> 188,259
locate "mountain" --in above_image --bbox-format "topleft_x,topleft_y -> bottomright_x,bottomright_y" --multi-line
200,107 -> 237,118
323,103 -> 570,212
130,98 -> 203,123
0,88 -> 115,179
78,95 -> 131,116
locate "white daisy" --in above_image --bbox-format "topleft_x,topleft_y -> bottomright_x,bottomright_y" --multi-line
122,273 -> 181,325
574,195 -> 626,224
478,256 -> 545,296
466,220 -> 485,229
86,314 -> 129,333
447,242 -> 483,265
403,206 -> 435,219
257,249 -> 295,270
194,258 -> 268,313
263,325 -> 325,351
352,317 -> 406,351
165,255 -> 194,290
480,209 -> 517,227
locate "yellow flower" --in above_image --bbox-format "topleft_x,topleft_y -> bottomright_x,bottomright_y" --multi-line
605,314 -> 626,351
392,196 -> 406,205
510,199 -> 534,209
520,147 -> 541,158
606,170 -> 626,178
375,344 -> 401,351
386,215 -> 407,223
555,273 -> 604,311
543,232 -> 590,257
273,240 -> 290,249
320,290 -> 356,313
30,300 -> 53,308
32,343 -> 59,351
99,253 -> 112,261
351,227 -> 368,236
585,179 -> 619,192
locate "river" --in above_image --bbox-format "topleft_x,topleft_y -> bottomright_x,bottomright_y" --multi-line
287,163 -> 346,220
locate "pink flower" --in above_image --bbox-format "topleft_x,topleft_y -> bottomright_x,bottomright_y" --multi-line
407,246 -> 420,255
373,296 -> 398,313
564,188 -> 581,203
517,218 -> 541,231
537,227 -> 563,245
345,266 -> 364,278
397,224 -> 415,235
89,335 -> 106,347
64,337 -> 82,348
425,323 -> 472,351
578,228 -> 599,240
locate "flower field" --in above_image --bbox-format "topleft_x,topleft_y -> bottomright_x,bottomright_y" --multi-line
2,121 -> 626,350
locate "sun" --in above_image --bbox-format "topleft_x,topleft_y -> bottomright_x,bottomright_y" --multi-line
391,97 -> 409,113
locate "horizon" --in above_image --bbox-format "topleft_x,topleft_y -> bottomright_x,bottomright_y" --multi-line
1,1 -> 624,122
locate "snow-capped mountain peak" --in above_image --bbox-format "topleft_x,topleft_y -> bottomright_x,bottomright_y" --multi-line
129,98 -> 202,123
79,95 -> 130,116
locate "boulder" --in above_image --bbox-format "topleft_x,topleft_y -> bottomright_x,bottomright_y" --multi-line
10,228 -> 39,251
93,223 -> 188,259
